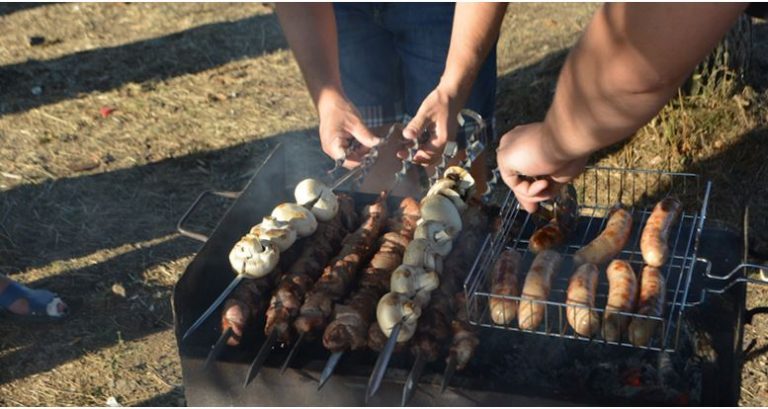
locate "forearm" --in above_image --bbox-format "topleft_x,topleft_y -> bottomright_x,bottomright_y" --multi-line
439,2 -> 508,103
544,3 -> 747,161
275,3 -> 344,113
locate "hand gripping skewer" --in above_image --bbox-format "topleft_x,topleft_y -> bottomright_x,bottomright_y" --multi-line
366,110 -> 489,403
191,135 -> 386,374
276,126 -> 404,379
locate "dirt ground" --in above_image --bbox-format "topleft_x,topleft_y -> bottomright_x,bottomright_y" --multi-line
0,3 -> 767,406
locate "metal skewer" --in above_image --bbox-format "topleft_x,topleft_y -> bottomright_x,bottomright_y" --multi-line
440,355 -> 457,393
401,350 -> 426,406
203,327 -> 234,370
365,321 -> 402,404
279,331 -> 305,374
182,274 -> 244,342
317,350 -> 344,390
243,330 -> 279,388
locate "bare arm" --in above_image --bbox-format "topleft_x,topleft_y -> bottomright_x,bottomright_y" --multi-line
497,3 -> 747,212
275,3 -> 342,114
545,2 -> 748,160
275,3 -> 379,163
404,2 -> 508,163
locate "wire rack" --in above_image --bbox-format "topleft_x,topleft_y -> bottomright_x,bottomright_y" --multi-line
464,167 -> 712,352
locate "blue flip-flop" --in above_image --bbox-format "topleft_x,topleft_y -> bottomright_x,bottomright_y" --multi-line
0,281 -> 68,320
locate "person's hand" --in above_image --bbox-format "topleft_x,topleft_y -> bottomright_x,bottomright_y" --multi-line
496,122 -> 589,213
318,93 -> 381,168
400,86 -> 462,166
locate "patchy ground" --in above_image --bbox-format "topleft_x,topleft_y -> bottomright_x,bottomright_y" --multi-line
0,3 -> 766,406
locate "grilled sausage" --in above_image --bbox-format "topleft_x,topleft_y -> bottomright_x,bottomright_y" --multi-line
566,263 -> 601,337
640,198 -> 682,267
529,221 -> 566,253
602,260 -> 638,342
517,250 -> 562,330
573,206 -> 633,266
489,249 -> 521,325
628,265 -> 666,347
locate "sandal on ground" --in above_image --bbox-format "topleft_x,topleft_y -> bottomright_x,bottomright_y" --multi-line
0,281 -> 68,320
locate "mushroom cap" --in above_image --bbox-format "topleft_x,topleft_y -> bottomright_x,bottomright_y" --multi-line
414,220 -> 454,256
419,194 -> 462,239
228,233 -> 280,278
250,216 -> 297,251
271,202 -> 318,237
402,238 -> 439,271
444,166 -> 476,199
426,178 -> 467,213
376,292 -> 421,341
390,264 -> 439,297
294,178 -> 339,222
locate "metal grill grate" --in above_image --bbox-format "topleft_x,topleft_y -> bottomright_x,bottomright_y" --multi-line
464,167 -> 712,352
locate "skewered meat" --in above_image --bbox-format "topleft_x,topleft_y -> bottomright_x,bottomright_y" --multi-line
573,206 -> 633,266
566,263 -> 601,337
640,198 -> 682,267
323,197 -> 419,352
518,250 -> 562,330
440,201 -> 490,371
220,278 -> 266,346
294,192 -> 388,335
602,259 -> 638,342
628,265 -> 666,347
264,194 -> 355,341
489,249 -> 521,325
448,292 -> 479,371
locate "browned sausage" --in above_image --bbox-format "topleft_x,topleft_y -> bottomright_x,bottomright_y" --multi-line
566,263 -> 600,337
573,206 -> 633,266
489,249 -> 521,325
517,250 -> 562,330
640,198 -> 682,267
628,265 -> 666,347
529,221 -> 566,254
602,260 -> 638,342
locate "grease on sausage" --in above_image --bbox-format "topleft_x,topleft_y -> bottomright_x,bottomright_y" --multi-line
489,249 -> 521,325
628,265 -> 666,347
566,263 -> 600,337
573,206 -> 633,266
602,260 -> 638,342
517,250 -> 562,330
640,198 -> 682,267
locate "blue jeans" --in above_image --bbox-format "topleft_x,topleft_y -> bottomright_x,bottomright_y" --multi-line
333,2 -> 497,147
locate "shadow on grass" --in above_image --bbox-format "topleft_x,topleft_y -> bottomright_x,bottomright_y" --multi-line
0,12 -> 287,117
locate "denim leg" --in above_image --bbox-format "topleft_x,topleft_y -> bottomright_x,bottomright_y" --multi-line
333,3 -> 405,127
383,3 -> 498,145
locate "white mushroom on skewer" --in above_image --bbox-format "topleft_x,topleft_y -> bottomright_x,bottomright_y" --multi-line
419,194 -> 462,239
250,216 -> 297,251
271,202 -> 318,237
402,238 -> 439,272
377,291 -> 421,341
294,178 -> 339,222
427,181 -> 468,213
443,166 -> 476,199
414,220 -> 453,256
390,264 -> 440,297
228,233 -> 280,278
